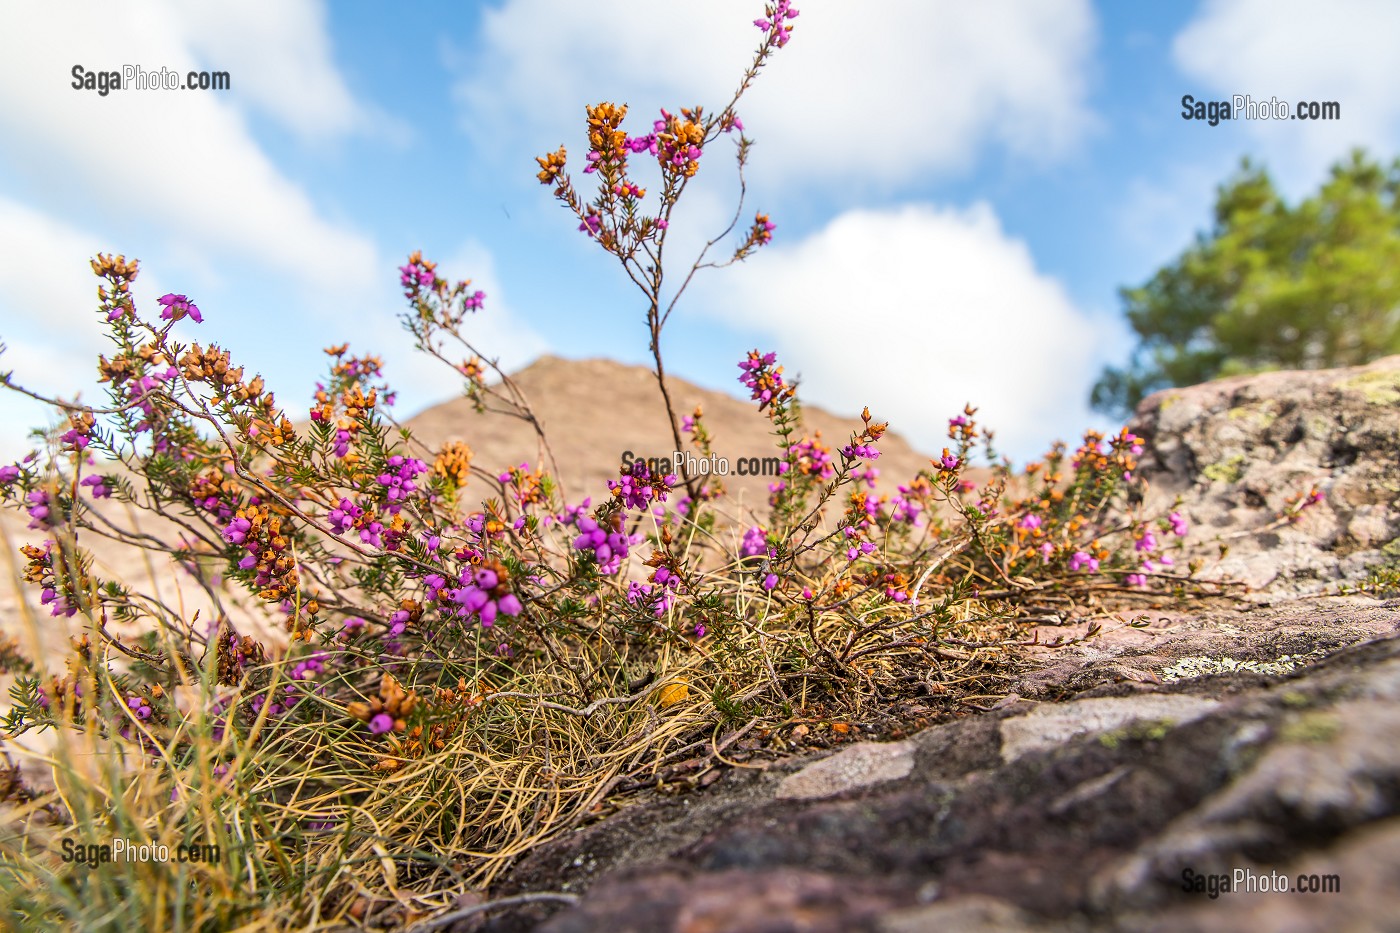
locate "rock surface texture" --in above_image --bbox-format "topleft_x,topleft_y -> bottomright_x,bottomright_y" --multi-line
462,359 -> 1400,932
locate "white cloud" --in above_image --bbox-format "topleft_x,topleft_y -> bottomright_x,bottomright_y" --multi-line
704,203 -> 1102,461
1113,153 -> 1239,277
1174,0 -> 1400,187
0,198 -> 181,461
453,0 -> 1098,190
162,0 -> 375,142
0,198 -> 110,373
0,1 -> 378,294
0,197 -> 102,461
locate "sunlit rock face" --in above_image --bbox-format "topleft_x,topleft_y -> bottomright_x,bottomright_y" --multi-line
1130,354 -> 1400,595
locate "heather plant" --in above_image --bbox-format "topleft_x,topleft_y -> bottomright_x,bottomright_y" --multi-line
0,4 -> 1230,928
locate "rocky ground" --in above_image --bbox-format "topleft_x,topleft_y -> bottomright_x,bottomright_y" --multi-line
449,357 -> 1400,933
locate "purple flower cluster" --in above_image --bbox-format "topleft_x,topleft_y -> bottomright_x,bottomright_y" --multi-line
330,428 -> 353,458
328,497 -> 363,535
1123,515 -> 1185,586
400,261 -> 435,294
41,577 -> 77,617
740,525 -> 769,559
0,464 -> 19,484
446,566 -> 523,627
1069,550 -> 1101,573
627,570 -> 680,618
223,515 -> 253,545
60,424 -> 92,451
359,518 -> 386,549
737,350 -> 787,409
25,490 -> 53,530
291,653 -> 328,681
80,474 -> 112,499
754,0 -> 800,46
788,437 -> 834,480
889,489 -> 922,526
842,442 -> 880,461
608,460 -> 675,510
376,455 -> 428,513
844,534 -> 878,563
158,293 -> 203,324
573,515 -> 635,575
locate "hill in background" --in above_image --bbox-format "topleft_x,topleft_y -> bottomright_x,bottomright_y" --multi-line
401,355 -> 945,517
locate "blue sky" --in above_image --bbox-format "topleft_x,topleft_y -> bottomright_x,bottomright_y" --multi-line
2,0 -> 1398,465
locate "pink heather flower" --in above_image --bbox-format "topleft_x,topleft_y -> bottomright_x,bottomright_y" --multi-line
755,0 -> 799,45
940,453 -> 960,471
693,623 -> 706,639
573,516 -> 633,574
80,474 -> 111,498
447,567 -> 524,627
359,521 -> 385,548
845,540 -> 878,562
740,526 -> 768,559
801,588 -> 813,600
157,293 -> 203,324
1069,550 -> 1099,573
579,212 -> 603,237
1018,514 -> 1042,530
842,442 -> 880,461
762,573 -> 778,591
1135,530 -> 1158,552
788,437 -> 834,480
608,461 -> 675,510
327,498 -> 362,535
681,415 -> 695,433
0,464 -> 19,484
368,713 -> 394,735
291,653 -> 327,681
127,696 -> 153,720
375,455 -> 428,513
1168,511 -> 1189,537
737,350 -> 786,408
222,515 -> 252,545
1126,573 -> 1147,587
626,577 -> 678,618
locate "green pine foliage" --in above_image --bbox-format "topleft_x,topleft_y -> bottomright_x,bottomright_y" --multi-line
1093,149 -> 1400,417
